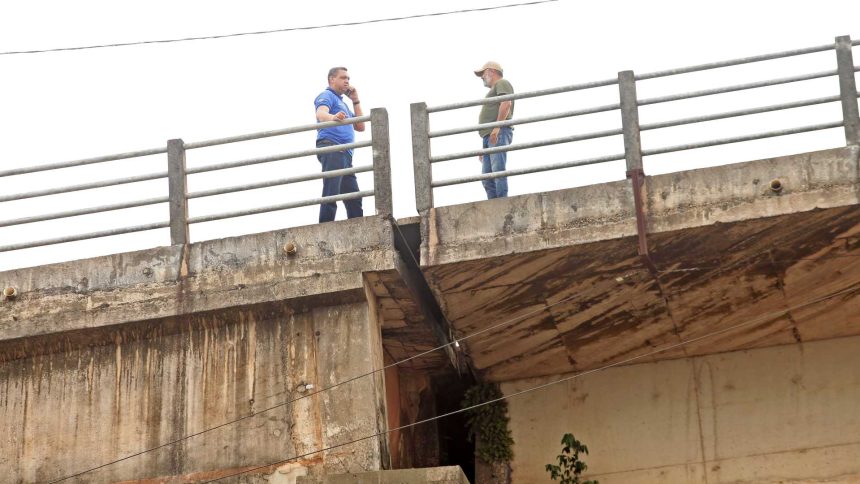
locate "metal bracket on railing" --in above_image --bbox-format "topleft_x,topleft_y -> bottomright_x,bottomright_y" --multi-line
836,36 -> 860,146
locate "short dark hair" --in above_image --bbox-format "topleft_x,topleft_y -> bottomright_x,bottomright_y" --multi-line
328,67 -> 347,81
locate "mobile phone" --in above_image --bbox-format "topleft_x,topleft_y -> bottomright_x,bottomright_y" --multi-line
345,88 -> 354,96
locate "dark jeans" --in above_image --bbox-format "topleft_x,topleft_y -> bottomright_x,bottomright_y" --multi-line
317,140 -> 363,223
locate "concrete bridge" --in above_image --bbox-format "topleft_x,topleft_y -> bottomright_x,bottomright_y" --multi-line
2,37 -> 860,483
2,144 -> 859,483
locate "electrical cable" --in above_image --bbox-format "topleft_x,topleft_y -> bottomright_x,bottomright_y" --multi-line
200,283 -> 860,483
0,0 -> 561,56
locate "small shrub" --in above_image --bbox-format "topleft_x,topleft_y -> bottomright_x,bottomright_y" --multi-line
545,433 -> 597,484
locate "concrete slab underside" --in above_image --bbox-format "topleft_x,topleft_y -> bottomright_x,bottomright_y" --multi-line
421,147 -> 860,381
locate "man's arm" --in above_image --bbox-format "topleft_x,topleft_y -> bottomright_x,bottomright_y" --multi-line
489,100 -> 512,145
316,105 -> 346,122
348,88 -> 365,132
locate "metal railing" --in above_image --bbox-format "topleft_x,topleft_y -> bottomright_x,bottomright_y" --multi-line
411,36 -> 860,211
0,108 -> 392,253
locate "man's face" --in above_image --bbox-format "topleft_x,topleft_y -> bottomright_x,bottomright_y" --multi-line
481,70 -> 492,88
329,70 -> 350,94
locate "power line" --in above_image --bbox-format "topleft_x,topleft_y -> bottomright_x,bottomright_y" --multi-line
0,0 -> 561,57
201,283 -> 860,483
47,236 -> 860,482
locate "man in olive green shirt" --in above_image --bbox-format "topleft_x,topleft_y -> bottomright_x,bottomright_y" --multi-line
475,61 -> 514,199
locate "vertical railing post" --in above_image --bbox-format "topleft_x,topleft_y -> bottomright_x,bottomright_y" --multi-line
371,108 -> 393,218
618,70 -> 652,263
835,35 -> 860,146
619,71 -> 644,174
410,102 -> 434,212
167,139 -> 189,245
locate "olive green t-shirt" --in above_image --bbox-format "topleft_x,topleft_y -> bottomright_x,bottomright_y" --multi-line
478,78 -> 514,137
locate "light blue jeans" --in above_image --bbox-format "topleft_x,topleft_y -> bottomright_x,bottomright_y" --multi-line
481,127 -> 513,199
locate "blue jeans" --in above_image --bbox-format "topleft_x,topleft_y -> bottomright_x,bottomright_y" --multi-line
481,127 -> 513,199
317,140 -> 363,223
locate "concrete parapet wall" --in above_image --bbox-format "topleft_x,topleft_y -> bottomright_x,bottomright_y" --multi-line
503,335 -> 860,483
422,146 -> 860,266
0,216 -> 395,343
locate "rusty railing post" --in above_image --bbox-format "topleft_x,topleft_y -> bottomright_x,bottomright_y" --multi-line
618,70 -> 651,263
410,102 -> 434,212
371,108 -> 393,218
835,35 -> 860,146
167,138 -> 189,245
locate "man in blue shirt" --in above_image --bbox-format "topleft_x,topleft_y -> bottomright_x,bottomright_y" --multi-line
314,66 -> 365,222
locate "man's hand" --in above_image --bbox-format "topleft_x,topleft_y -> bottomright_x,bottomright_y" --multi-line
347,87 -> 360,103
489,127 -> 500,145
332,111 -> 347,122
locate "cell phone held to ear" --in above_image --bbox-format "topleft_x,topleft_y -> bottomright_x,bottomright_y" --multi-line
345,88 -> 354,97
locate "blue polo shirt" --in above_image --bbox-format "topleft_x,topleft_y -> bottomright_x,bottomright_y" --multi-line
315,87 -> 355,145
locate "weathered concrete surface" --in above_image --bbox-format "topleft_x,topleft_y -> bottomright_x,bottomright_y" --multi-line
296,465 -> 469,483
503,335 -> 860,483
0,300 -> 388,483
0,216 -> 396,343
0,215 -> 456,482
419,147 -> 860,381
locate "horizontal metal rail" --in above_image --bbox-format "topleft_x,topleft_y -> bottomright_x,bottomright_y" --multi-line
187,190 -> 374,224
0,147 -> 166,178
431,128 -> 623,163
642,121 -> 844,157
185,116 -> 372,150
427,78 -> 618,113
187,165 -> 373,199
0,221 -> 170,252
638,69 -> 841,107
429,103 -> 621,138
186,141 -> 372,175
640,94 -> 847,131
0,196 -> 169,228
433,153 -> 627,188
636,43 -> 835,81
0,171 -> 168,203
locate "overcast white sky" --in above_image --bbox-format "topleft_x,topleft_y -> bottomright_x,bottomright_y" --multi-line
1,0 -> 859,271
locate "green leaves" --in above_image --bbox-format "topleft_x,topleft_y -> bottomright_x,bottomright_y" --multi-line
545,433 -> 597,484
461,382 -> 514,464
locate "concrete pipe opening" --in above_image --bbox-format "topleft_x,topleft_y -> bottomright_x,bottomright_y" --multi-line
770,179 -> 783,193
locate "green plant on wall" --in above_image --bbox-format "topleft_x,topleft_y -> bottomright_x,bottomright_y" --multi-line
545,433 -> 597,484
461,382 -> 514,463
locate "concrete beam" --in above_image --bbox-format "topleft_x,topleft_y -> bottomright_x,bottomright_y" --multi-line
0,216 -> 397,343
